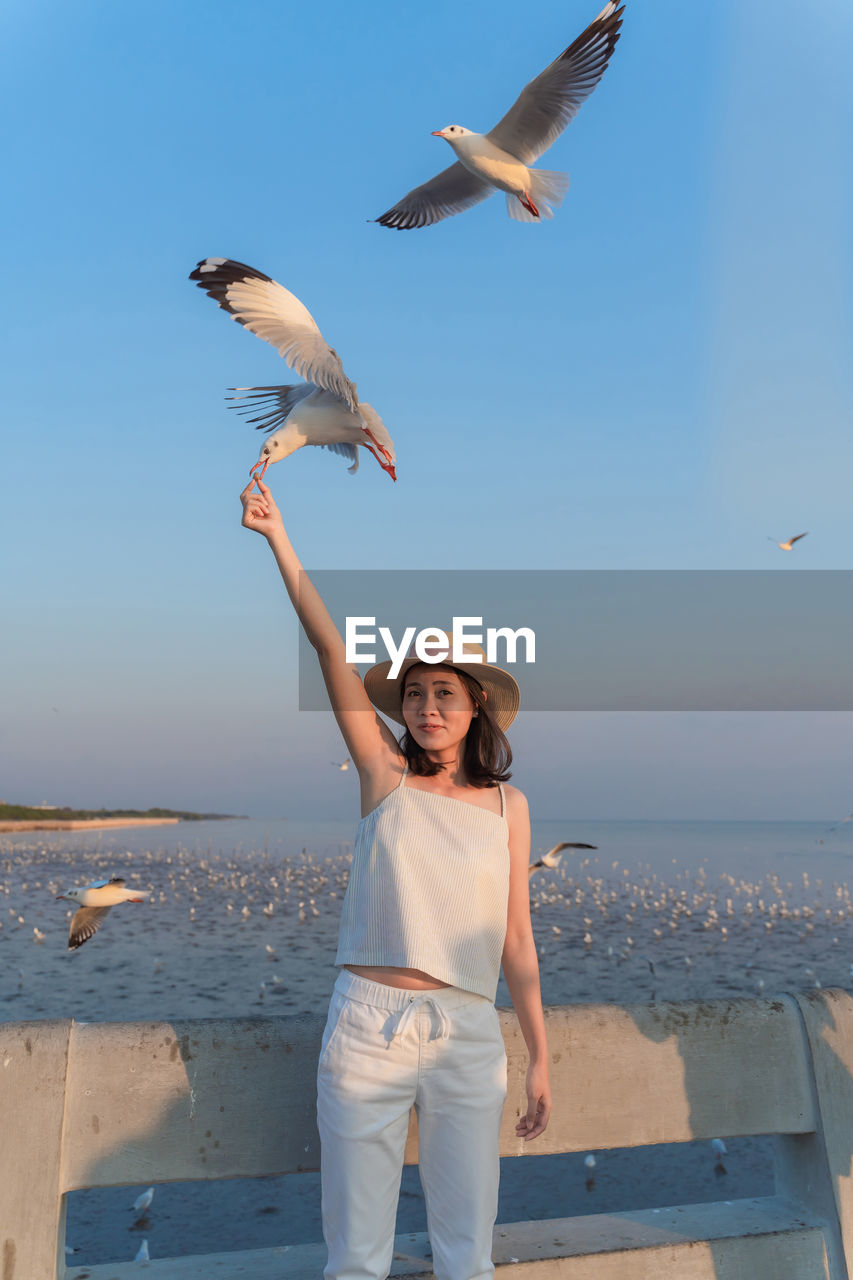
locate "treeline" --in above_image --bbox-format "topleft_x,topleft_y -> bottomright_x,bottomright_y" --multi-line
0,804 -> 244,821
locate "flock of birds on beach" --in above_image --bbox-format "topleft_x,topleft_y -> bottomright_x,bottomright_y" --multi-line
2,834 -> 848,996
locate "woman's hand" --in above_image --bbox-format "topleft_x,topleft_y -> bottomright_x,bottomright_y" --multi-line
516,1061 -> 551,1142
240,478 -> 284,539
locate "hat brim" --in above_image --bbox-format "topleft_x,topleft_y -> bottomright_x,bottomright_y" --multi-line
363,656 -> 520,733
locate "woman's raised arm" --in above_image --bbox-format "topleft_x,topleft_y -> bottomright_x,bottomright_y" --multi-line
240,479 -> 401,775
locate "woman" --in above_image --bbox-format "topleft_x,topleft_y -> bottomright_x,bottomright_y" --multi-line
241,478 -> 551,1280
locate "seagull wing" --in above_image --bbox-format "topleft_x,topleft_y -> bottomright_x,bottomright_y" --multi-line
789,532 -> 808,545
487,2 -> 624,165
190,259 -> 357,412
225,384 -> 315,434
376,162 -> 495,230
68,906 -> 112,950
544,842 -> 572,859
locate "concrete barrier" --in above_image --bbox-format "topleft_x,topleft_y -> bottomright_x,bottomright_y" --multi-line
2,991 -> 853,1279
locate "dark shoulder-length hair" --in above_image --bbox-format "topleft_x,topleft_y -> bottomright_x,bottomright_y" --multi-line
399,664 -> 512,787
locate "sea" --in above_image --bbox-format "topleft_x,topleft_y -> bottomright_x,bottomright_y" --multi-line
3,816 -> 852,1267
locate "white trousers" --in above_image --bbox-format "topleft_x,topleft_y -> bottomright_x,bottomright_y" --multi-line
317,970 -> 508,1280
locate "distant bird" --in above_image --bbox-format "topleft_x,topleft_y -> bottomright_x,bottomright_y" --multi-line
768,532 -> 808,551
332,758 -> 351,772
711,1138 -> 727,1174
376,2 -> 624,229
134,1239 -> 150,1262
189,258 -> 396,484
529,841 -> 597,876
584,1153 -> 596,1190
56,877 -> 150,950
131,1187 -> 155,1220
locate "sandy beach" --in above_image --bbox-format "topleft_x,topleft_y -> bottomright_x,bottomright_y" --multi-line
0,817 -> 181,832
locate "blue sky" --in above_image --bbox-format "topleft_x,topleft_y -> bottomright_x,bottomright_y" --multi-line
2,0 -> 851,818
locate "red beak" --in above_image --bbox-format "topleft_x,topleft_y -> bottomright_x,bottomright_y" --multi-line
248,456 -> 270,491
431,130 -> 444,137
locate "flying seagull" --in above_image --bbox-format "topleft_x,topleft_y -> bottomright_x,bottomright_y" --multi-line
332,758 -> 351,772
768,532 -> 808,551
189,258 -> 396,485
528,840 -> 597,876
376,1 -> 624,229
56,877 -> 151,950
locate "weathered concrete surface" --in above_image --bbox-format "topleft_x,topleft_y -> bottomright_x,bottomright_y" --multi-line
4,992 -> 851,1279
61,1016 -> 324,1191
0,1020 -> 71,1280
496,996 -> 815,1157
65,1198 -> 831,1280
794,988 -> 853,1276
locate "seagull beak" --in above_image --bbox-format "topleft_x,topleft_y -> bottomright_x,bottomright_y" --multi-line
56,894 -> 67,901
431,130 -> 445,138
248,456 -> 270,491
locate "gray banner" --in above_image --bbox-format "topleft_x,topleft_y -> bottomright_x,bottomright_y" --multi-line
297,571 -> 853,712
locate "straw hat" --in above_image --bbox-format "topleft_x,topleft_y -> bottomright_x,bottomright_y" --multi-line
363,630 -> 521,732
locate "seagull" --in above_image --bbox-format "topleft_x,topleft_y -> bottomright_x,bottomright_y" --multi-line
56,877 -> 151,950
711,1137 -> 727,1174
768,532 -> 808,551
332,758 -> 351,772
189,258 -> 396,485
131,1187 -> 155,1220
376,1 -> 624,229
528,841 -> 597,876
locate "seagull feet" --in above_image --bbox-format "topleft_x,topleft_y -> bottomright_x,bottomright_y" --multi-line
519,192 -> 540,218
362,426 -> 397,481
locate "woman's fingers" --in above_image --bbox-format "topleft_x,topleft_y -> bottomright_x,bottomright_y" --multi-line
515,1096 -> 551,1141
240,479 -> 278,534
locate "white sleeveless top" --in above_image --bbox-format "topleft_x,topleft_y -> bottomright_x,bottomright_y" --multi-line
335,767 -> 511,1000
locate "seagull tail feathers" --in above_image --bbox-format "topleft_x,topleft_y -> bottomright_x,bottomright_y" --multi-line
507,170 -> 570,223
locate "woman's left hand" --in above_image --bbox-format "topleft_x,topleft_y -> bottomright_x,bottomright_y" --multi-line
516,1062 -> 551,1141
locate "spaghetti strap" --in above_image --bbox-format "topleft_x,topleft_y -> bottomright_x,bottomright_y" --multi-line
497,782 -> 505,818
396,763 -> 409,789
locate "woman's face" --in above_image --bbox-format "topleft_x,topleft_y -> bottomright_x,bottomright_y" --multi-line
401,665 -> 478,753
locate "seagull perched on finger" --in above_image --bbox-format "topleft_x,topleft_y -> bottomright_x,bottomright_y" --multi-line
56,877 -> 151,950
376,1 -> 624,229
189,258 -> 396,484
768,532 -> 808,551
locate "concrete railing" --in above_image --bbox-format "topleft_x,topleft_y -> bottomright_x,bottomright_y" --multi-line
4,989 -> 853,1279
